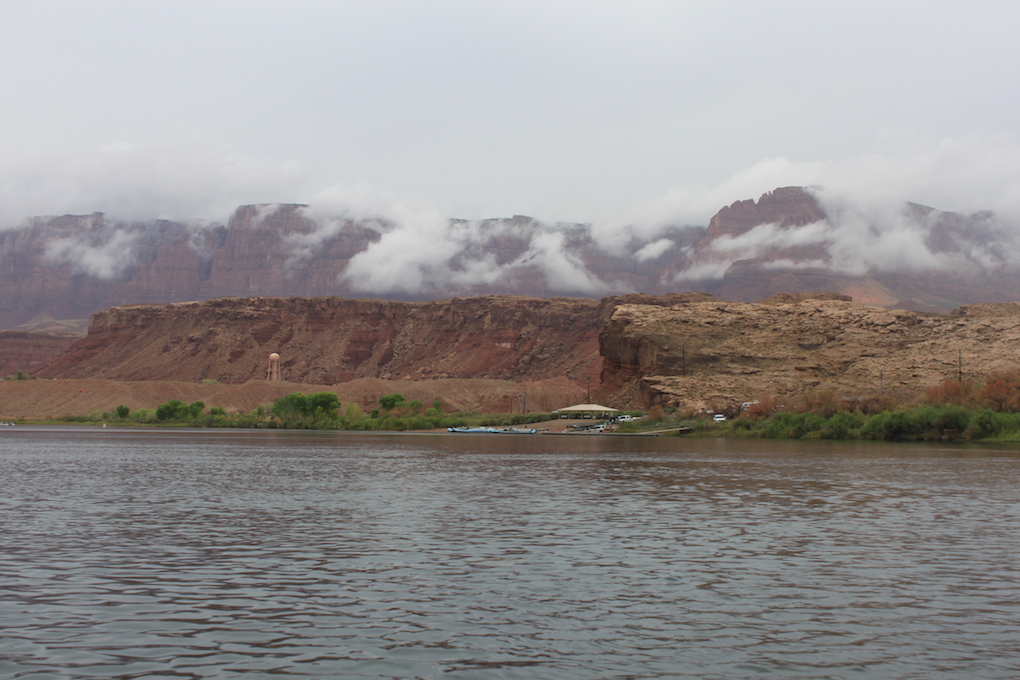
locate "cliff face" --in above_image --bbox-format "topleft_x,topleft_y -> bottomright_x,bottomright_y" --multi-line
33,291 -> 1020,415
0,213 -> 225,328
684,188 -> 1020,311
600,295 -> 1020,409
0,331 -> 80,377
36,295 -> 606,384
35,293 -> 712,387
698,186 -> 826,243
196,204 -> 382,299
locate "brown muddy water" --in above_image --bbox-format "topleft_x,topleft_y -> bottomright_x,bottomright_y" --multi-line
2,427 -> 1019,679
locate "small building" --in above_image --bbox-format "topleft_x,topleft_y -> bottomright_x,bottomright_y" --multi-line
552,403 -> 620,419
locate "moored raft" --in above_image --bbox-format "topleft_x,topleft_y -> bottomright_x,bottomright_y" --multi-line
448,426 -> 537,434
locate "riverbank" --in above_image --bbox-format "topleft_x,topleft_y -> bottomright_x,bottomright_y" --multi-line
0,377 -> 586,421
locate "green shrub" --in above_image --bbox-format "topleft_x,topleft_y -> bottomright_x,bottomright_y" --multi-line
267,392 -> 341,428
820,411 -> 864,440
378,393 -> 406,410
155,400 -> 187,421
271,392 -> 340,419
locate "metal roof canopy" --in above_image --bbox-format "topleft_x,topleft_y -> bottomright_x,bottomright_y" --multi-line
552,404 -> 620,413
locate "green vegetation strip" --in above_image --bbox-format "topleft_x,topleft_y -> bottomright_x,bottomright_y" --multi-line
22,373 -> 1020,442
47,392 -> 555,432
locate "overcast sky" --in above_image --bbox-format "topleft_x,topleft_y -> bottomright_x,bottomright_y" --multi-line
3,0 -> 1020,229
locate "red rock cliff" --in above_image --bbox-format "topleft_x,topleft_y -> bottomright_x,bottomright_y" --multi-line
0,331 -> 80,377
36,295 -> 607,384
36,293 -> 711,386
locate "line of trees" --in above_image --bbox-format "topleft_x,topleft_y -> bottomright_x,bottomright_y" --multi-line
54,390 -> 552,431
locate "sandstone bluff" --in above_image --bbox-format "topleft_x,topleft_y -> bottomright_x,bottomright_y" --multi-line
21,293 -> 1020,413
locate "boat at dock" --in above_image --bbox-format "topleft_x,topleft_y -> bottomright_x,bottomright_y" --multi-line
447,426 -> 537,434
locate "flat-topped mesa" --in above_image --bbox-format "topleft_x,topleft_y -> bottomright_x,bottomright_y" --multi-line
35,293 -> 716,386
35,295 -> 601,384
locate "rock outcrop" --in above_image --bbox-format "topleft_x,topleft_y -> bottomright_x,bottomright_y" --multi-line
698,186 -> 826,243
22,291 -> 1020,412
600,296 -> 1020,409
0,331 -> 80,378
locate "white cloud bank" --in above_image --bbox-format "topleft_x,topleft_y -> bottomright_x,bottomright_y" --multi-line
595,133 -> 1020,244
302,184 -> 607,295
0,139 -> 309,228
5,133 -> 1020,290
595,133 -> 1020,281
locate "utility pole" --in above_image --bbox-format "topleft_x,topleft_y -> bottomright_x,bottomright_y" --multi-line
958,350 -> 963,383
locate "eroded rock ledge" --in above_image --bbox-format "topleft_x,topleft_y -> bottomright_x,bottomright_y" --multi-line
32,292 -> 1020,411
600,295 -> 1020,409
36,293 -> 700,385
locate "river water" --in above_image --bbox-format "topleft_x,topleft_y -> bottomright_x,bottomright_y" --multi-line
2,427 -> 1019,679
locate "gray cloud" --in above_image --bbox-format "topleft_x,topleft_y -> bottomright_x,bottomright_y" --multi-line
6,132 -> 1020,295
0,141 -> 310,229
4,2 -> 1020,226
43,217 -> 141,280
300,184 -> 607,295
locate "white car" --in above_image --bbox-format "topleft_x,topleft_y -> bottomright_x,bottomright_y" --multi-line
713,414 -> 727,422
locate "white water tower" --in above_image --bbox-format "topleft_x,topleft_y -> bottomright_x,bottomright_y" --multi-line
266,352 -> 281,382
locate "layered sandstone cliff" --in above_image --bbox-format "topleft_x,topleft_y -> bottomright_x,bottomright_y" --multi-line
25,291 -> 1020,413
0,331 -> 80,378
36,293 -> 707,387
36,295 -> 602,384
600,296 -> 1020,409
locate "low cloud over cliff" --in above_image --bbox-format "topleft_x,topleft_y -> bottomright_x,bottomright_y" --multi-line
4,134 -> 1020,297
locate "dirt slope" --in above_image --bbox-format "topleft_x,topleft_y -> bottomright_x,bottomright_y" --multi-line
0,376 -> 586,421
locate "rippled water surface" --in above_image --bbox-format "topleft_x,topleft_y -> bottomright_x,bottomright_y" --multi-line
3,427 -> 1020,679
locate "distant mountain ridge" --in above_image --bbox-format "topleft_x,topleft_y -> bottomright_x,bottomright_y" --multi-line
1,187 -> 1016,330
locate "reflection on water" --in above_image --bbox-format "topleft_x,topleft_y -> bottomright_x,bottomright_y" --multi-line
2,427 -> 1020,679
